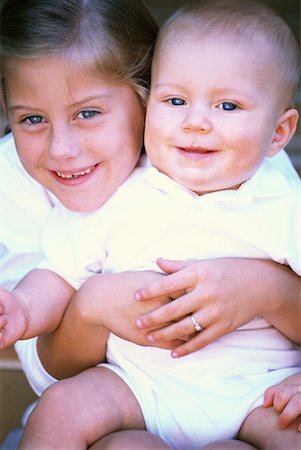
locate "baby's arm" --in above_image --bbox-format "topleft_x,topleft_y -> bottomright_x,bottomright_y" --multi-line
0,269 -> 74,349
38,270 -> 182,379
263,372 -> 301,432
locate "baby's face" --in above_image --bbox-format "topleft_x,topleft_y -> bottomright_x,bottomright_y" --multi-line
145,34 -> 284,194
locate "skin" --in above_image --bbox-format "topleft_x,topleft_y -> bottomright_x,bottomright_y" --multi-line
263,372 -> 301,432
18,32 -> 300,450
140,32 -> 301,448
135,258 -> 301,357
37,258 -> 301,379
90,430 -> 171,449
0,269 -> 74,348
37,33 -> 300,379
145,35 -> 298,194
0,55 -> 145,349
137,32 -> 299,354
4,56 -> 144,213
1,43 -> 299,356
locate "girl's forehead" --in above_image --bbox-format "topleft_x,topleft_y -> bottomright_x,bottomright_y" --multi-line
6,57 -> 117,100
4,53 -> 147,115
5,54 -> 114,85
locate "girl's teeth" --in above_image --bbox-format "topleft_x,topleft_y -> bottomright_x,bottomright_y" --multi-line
56,166 -> 94,179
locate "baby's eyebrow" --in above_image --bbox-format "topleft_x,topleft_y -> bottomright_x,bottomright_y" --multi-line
153,83 -> 183,90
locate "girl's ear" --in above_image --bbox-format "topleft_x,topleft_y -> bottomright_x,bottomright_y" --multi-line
267,108 -> 299,158
0,88 -> 9,137
0,89 -> 7,114
0,79 -> 7,113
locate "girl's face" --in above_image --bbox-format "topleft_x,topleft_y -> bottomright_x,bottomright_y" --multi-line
5,56 -> 144,212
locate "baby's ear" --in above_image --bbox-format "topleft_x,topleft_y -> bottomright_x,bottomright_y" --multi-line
267,108 -> 299,157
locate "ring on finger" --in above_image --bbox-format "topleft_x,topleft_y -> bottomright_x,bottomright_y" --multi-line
190,314 -> 203,332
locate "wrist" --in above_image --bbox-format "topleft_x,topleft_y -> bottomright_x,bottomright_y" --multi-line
12,288 -> 30,339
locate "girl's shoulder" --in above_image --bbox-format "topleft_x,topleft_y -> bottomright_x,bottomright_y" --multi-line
1,133 -> 54,228
1,133 -> 52,207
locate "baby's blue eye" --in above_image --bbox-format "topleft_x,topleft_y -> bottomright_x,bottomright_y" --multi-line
168,98 -> 186,106
25,115 -> 43,124
219,102 -> 237,111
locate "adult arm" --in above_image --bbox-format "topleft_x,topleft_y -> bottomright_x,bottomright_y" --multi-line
38,270 -> 183,379
38,257 -> 300,378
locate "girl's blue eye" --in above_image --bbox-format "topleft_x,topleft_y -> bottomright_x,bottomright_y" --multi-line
25,115 -> 43,124
78,110 -> 97,119
168,98 -> 186,106
219,102 -> 237,111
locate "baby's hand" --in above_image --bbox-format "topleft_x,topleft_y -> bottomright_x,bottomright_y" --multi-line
0,288 -> 28,349
264,372 -> 301,432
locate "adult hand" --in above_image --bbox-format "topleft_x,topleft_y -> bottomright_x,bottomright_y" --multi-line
135,257 -> 267,357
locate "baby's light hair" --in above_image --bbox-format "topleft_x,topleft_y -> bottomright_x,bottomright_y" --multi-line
0,0 -> 158,105
155,0 -> 300,109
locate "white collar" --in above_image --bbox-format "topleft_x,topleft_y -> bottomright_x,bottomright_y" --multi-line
121,157 -> 293,206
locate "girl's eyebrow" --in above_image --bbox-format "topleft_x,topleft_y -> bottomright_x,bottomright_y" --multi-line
8,95 -> 112,112
71,94 -> 112,107
8,105 -> 37,112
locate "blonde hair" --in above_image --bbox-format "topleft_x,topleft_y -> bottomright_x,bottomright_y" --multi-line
155,0 -> 300,108
1,0 -> 158,105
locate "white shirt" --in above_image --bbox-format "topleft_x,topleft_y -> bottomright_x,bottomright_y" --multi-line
38,150 -> 301,449
1,132 -> 300,403
1,133 -> 54,289
39,153 -> 301,384
40,157 -> 300,288
1,131 -> 299,290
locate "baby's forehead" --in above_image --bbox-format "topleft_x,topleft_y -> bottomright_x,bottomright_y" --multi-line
154,30 -> 283,99
163,24 -> 273,49
157,28 -> 276,71
155,1 -> 299,109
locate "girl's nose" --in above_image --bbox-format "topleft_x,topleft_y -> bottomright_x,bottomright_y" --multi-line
182,106 -> 212,133
48,125 -> 81,159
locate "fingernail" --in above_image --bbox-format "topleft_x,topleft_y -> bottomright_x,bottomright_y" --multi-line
147,334 -> 155,343
171,351 -> 179,358
134,291 -> 141,301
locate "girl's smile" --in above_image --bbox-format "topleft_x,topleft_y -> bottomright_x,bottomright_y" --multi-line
5,56 -> 144,212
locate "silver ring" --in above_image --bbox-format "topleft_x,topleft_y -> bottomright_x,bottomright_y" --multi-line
190,314 -> 203,332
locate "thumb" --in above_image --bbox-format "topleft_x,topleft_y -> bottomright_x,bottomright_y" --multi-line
156,257 -> 191,274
